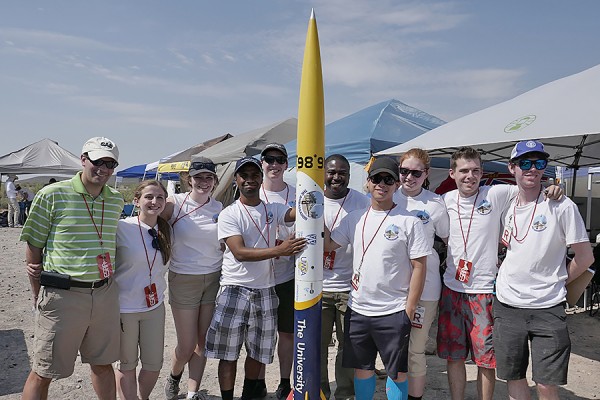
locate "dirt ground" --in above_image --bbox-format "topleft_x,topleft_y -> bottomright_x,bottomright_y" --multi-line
1,226 -> 599,399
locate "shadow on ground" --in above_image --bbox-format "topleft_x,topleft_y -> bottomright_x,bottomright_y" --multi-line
0,329 -> 30,396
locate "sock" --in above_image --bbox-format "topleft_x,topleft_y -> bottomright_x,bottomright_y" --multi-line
221,389 -> 234,400
407,395 -> 422,400
279,378 -> 291,388
256,378 -> 266,389
242,378 -> 258,398
187,391 -> 198,399
385,377 -> 408,400
354,375 -> 376,400
171,371 -> 183,381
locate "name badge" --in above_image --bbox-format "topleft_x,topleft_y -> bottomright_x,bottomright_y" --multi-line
351,272 -> 360,291
323,251 -> 336,270
455,259 -> 473,283
411,305 -> 426,328
144,283 -> 159,308
96,253 -> 113,279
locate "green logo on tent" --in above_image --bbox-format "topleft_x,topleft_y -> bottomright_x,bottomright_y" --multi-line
504,115 -> 536,133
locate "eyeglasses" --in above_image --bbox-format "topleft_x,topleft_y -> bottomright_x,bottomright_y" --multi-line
518,159 -> 548,171
262,155 -> 287,165
148,228 -> 160,250
369,174 -> 397,185
86,157 -> 119,169
399,167 -> 426,178
190,162 -> 216,173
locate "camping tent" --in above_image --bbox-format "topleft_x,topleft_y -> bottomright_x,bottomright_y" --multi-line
378,64 -> 600,169
157,133 -> 233,173
0,138 -> 81,175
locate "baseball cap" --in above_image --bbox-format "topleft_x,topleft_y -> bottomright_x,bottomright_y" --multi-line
368,157 -> 399,181
189,156 -> 217,177
261,143 -> 288,158
234,157 -> 263,175
82,137 -> 119,161
510,140 -> 549,160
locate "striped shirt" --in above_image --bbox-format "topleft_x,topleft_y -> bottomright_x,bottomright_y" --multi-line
20,172 -> 124,281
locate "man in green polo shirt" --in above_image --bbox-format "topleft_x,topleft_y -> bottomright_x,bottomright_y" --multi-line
21,137 -> 124,400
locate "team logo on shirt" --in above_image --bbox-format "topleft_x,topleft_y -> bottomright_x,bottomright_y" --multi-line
298,190 -> 324,220
212,213 -> 219,223
288,200 -> 296,208
266,211 -> 274,224
416,210 -> 430,224
384,224 -> 400,240
297,256 -> 308,275
476,199 -> 492,215
532,215 -> 547,231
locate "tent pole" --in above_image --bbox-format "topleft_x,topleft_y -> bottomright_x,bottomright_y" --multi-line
586,171 -> 592,232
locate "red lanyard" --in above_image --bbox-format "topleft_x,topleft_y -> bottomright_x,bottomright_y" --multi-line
82,195 -> 105,247
239,200 -> 270,247
457,190 -> 479,258
172,192 -> 210,226
511,189 -> 541,243
326,193 -> 348,231
137,216 -> 158,280
359,205 -> 394,271
261,184 -> 289,205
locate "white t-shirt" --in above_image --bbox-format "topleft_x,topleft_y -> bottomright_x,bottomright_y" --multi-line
219,200 -> 291,289
167,193 -> 223,275
443,185 -> 516,294
260,184 -> 296,284
6,181 -> 17,199
497,195 -> 589,308
331,206 -> 431,316
115,217 -> 169,313
323,189 -> 370,292
394,189 -> 450,301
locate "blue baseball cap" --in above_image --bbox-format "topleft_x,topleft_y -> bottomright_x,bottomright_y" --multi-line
234,156 -> 263,175
510,140 -> 550,160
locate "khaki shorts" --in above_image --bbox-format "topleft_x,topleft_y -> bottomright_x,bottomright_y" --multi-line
408,300 -> 438,377
116,303 -> 166,372
168,270 -> 221,309
33,279 -> 120,379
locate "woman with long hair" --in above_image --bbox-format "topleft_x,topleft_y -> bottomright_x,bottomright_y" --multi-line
114,180 -> 172,400
162,156 -> 224,400
394,148 -> 450,400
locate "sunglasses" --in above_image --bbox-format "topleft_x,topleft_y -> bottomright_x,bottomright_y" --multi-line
148,228 -> 160,250
86,157 -> 119,169
262,155 -> 287,165
399,167 -> 426,178
190,162 -> 216,173
369,174 -> 397,185
518,159 -> 548,171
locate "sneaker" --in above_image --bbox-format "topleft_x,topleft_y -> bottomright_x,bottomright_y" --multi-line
164,375 -> 181,400
191,392 -> 208,400
275,383 -> 291,400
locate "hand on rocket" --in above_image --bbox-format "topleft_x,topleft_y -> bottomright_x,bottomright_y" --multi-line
275,235 -> 307,257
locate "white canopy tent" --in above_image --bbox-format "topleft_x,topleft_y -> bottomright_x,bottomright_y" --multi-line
0,138 -> 81,176
378,64 -> 600,232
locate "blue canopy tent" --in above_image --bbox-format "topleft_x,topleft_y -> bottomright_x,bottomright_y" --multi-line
116,164 -> 179,180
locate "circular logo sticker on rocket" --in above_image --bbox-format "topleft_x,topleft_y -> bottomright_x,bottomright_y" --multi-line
298,190 -> 324,220
384,224 -> 400,240
416,210 -> 431,224
476,199 -> 492,215
532,215 -> 547,231
266,211 -> 274,224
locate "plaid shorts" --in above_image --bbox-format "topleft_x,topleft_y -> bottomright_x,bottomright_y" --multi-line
205,285 -> 279,364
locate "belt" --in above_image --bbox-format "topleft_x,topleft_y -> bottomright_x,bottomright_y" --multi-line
70,277 -> 110,289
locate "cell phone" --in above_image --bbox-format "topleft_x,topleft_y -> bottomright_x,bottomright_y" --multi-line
40,271 -> 71,290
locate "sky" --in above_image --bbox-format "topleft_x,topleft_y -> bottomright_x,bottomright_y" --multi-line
1,0 -> 599,170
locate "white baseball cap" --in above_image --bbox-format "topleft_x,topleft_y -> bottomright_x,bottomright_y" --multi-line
82,137 -> 119,161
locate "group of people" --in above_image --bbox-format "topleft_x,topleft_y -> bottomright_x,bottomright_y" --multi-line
18,135 -> 594,400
